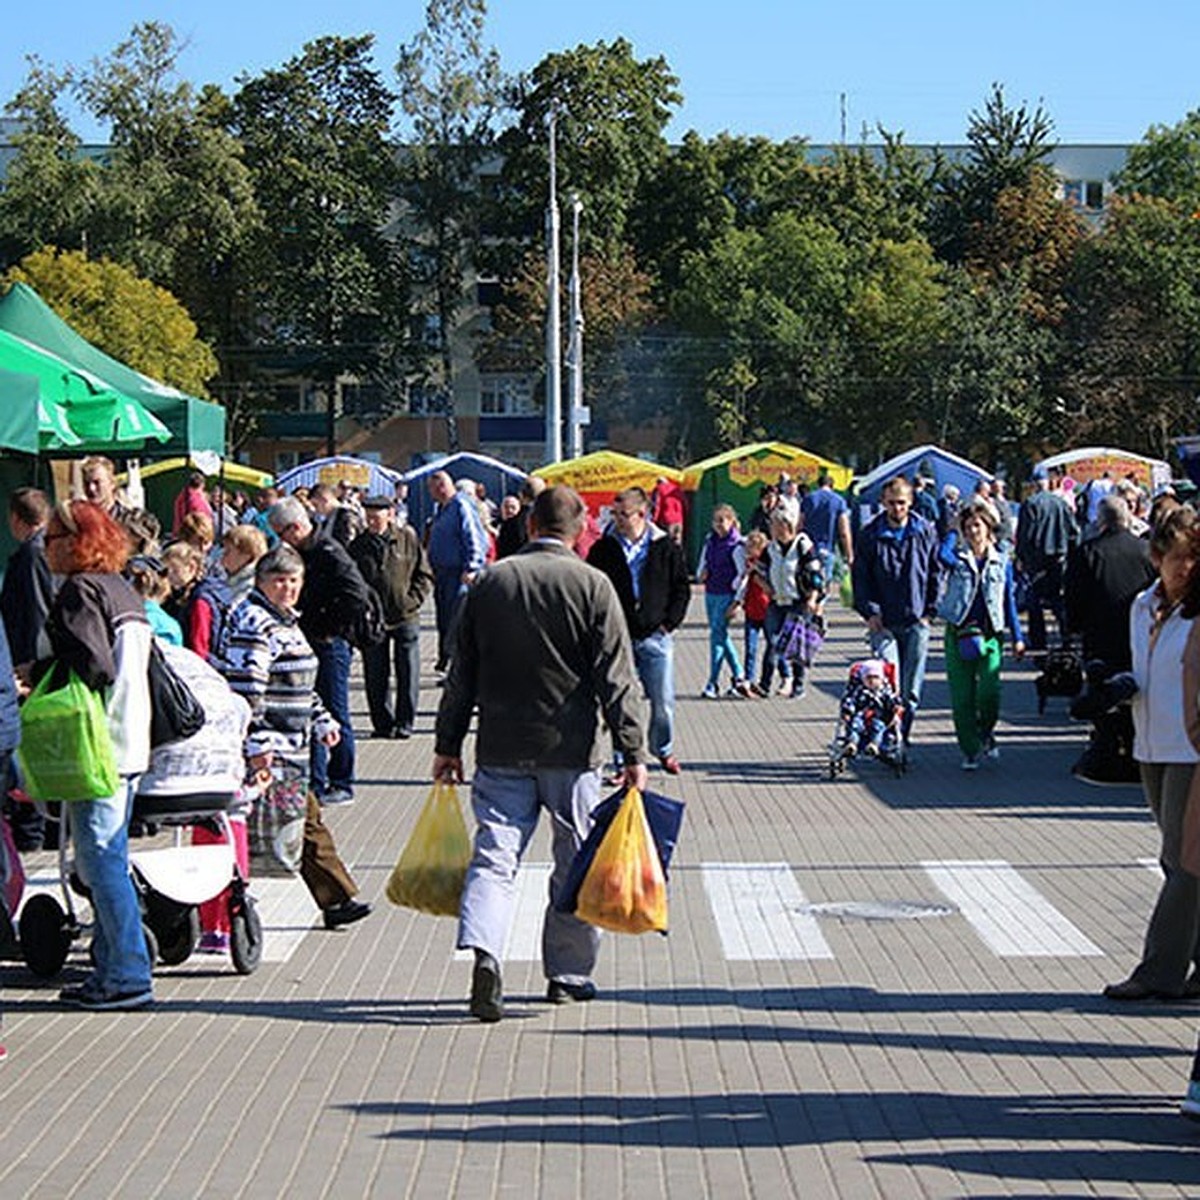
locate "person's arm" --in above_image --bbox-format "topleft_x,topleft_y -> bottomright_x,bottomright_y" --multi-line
408,534 -> 435,609
591,580 -> 647,770
836,508 -> 853,564
434,586 -> 481,764
45,577 -> 116,690
459,498 -> 489,577
663,541 -> 692,631
1003,558 -> 1025,653
850,526 -> 878,622
189,596 -> 214,661
921,525 -> 942,621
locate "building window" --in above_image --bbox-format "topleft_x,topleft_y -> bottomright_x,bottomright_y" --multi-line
479,374 -> 537,415
407,382 -> 445,416
275,450 -> 303,474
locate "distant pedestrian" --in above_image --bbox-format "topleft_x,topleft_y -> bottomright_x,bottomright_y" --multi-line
426,470 -> 489,674
696,505 -> 752,698
588,486 -> 690,775
852,476 -> 940,745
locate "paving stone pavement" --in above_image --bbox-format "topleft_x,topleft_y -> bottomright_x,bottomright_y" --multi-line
3,593 -> 1200,1198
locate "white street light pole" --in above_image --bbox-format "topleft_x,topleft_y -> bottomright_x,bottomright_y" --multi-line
566,192 -> 586,459
544,105 -> 563,465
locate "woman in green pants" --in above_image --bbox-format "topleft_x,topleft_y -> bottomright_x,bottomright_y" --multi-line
937,500 -> 1026,770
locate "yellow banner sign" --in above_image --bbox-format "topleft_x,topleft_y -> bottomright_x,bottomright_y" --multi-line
318,462 -> 373,488
727,455 -> 822,489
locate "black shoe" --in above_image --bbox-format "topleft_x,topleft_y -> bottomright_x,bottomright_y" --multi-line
470,951 -> 504,1023
546,979 -> 597,1005
393,726 -> 413,740
323,899 -> 371,930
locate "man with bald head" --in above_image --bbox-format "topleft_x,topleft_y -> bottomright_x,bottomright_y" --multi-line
426,469 -> 489,674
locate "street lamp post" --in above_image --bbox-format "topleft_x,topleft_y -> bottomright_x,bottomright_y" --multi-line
566,192 -> 586,459
544,106 -> 563,465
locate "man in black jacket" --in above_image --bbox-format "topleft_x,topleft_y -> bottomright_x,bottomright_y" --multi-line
270,496 -> 373,804
435,485 -> 646,1022
587,487 -> 691,774
1064,495 -> 1156,784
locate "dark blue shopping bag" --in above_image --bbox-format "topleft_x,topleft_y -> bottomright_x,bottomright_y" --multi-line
555,787 -> 686,916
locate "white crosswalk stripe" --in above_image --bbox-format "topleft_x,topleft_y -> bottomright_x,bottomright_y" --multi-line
922,859 -> 1104,958
700,862 -> 834,960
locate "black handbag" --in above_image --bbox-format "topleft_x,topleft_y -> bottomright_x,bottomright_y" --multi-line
147,641 -> 206,747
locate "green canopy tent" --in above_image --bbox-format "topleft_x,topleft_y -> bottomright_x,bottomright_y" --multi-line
0,370 -> 42,454
0,328 -> 170,454
0,282 -> 225,456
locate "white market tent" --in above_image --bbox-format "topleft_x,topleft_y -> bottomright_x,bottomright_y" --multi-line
1035,446 -> 1171,493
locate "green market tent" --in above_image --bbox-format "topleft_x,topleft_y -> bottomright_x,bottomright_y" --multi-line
0,329 -> 169,453
0,371 -> 42,454
0,282 -> 225,457
681,441 -> 852,560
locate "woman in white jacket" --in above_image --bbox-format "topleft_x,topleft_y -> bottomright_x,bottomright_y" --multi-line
1106,507 -> 1200,1001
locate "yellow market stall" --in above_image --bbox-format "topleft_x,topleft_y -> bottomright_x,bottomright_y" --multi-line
682,441 -> 851,558
117,456 -> 274,535
536,450 -> 684,515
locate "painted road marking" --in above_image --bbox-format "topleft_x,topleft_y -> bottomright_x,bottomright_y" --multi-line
922,859 -> 1103,958
700,862 -> 834,960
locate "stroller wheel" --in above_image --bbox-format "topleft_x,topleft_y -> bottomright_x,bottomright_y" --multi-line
20,893 -> 73,978
230,894 -> 263,975
156,907 -> 200,966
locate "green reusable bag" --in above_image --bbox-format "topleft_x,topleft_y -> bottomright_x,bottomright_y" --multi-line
17,668 -> 119,801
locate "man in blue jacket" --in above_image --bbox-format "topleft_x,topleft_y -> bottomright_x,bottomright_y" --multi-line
852,476 -> 941,745
426,471 -> 489,674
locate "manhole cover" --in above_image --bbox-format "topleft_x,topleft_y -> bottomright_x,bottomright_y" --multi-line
798,900 -> 958,921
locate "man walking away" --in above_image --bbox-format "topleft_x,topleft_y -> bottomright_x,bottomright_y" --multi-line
1016,465 -> 1079,653
435,486 -> 647,1023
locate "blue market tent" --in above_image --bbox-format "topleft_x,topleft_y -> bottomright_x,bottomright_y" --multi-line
275,455 -> 405,498
853,444 -> 990,517
401,452 -> 528,533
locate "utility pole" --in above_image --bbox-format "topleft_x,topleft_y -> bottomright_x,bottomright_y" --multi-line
544,105 -> 563,465
566,192 -> 586,459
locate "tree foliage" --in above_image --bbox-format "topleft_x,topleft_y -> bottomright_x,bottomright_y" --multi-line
4,246 -> 219,395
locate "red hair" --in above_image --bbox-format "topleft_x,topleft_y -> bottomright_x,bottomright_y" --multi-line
54,500 -> 129,575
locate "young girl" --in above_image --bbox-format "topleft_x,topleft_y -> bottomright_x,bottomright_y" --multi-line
739,530 -> 771,694
761,509 -> 825,698
697,505 -> 752,698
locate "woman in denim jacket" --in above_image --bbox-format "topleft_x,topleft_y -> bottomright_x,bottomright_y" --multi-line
937,499 -> 1025,769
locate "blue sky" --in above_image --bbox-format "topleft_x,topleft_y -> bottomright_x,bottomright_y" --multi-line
3,1 -> 1198,146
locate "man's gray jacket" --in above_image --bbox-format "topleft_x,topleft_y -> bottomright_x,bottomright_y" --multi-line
435,541 -> 645,769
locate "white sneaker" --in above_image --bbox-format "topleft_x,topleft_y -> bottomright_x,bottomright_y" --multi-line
1182,1079 -> 1200,1122
701,684 -> 720,700
961,755 -> 979,772
983,734 -> 1000,760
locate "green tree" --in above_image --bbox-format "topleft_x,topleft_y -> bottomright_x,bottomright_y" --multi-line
231,35 -> 405,449
396,0 -> 506,451
0,57 -> 99,264
5,246 -> 219,395
929,84 -> 1057,266
1058,195 -> 1200,453
1115,110 -> 1200,209
498,38 -> 681,257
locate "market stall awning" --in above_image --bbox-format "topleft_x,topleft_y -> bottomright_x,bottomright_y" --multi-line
682,442 -> 851,491
535,450 -> 683,501
276,455 -> 404,497
1037,446 -> 1171,492
118,455 -> 274,491
0,329 -> 169,453
0,282 -> 225,457
0,370 -> 43,454
853,444 -> 990,511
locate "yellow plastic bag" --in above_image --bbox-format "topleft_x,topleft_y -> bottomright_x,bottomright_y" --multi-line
386,781 -> 472,916
575,788 -> 668,934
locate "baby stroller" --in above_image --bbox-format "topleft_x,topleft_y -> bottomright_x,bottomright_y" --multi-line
16,793 -> 262,978
828,659 -> 906,779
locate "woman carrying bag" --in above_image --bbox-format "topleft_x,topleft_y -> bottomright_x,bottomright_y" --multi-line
937,499 -> 1025,771
32,501 -> 155,1010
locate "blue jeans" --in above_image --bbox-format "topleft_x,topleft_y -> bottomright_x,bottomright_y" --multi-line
744,621 -> 764,684
311,637 -> 356,795
633,631 -> 676,758
458,766 -> 602,983
871,622 -> 931,741
434,571 -> 468,669
704,592 -> 744,688
72,777 -> 152,995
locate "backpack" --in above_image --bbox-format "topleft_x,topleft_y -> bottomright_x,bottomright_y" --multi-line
191,575 -> 233,663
